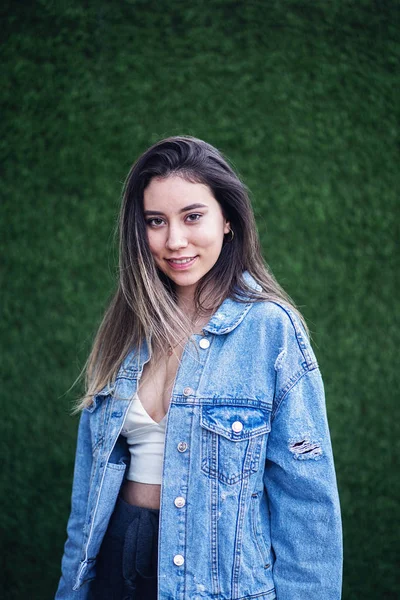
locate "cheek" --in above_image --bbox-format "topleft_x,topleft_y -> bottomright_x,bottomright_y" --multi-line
147,232 -> 161,257
197,225 -> 226,248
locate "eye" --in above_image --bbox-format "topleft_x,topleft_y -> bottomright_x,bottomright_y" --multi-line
146,217 -> 165,227
185,213 -> 202,223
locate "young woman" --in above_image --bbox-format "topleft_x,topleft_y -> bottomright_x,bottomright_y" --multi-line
56,136 -> 343,600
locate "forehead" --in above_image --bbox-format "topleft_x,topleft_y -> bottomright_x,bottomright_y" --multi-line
143,175 -> 217,210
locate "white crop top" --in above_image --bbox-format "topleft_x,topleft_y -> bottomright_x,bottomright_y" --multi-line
120,393 -> 167,485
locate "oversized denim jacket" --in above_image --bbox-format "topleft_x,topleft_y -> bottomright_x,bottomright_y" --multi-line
56,274 -> 343,600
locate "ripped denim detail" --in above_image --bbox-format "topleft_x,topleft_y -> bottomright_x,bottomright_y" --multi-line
289,434 -> 323,460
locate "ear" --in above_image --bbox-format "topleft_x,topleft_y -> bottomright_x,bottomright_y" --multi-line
223,220 -> 231,235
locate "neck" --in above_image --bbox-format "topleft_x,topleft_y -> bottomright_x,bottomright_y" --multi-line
176,299 -> 212,337
176,286 -> 196,317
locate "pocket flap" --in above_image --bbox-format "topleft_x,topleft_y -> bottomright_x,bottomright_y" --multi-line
200,405 -> 271,441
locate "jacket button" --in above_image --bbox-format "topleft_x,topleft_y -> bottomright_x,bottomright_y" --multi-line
183,387 -> 193,396
199,338 -> 210,349
174,496 -> 186,508
173,554 -> 184,566
232,420 -> 243,433
177,441 -> 188,452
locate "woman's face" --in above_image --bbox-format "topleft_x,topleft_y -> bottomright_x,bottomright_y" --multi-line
143,175 -> 230,302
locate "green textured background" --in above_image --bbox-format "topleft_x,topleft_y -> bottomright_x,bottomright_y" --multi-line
1,1 -> 399,598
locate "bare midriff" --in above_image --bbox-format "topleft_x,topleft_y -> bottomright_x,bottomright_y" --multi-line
121,480 -> 161,510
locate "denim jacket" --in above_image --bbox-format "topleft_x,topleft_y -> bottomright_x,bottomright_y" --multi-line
56,274 -> 342,600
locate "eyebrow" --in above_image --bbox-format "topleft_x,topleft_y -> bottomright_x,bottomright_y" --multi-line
143,203 -> 208,216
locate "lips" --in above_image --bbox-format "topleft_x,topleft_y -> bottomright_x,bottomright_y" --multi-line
166,256 -> 198,270
167,257 -> 196,264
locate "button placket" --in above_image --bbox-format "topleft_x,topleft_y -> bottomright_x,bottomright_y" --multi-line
171,411 -> 189,575
161,332 -> 211,586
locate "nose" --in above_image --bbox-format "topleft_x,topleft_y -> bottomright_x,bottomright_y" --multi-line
166,224 -> 188,251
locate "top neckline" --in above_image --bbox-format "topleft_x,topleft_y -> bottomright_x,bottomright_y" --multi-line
136,393 -> 168,426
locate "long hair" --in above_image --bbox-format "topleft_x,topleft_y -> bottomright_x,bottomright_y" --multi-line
76,135 -> 308,410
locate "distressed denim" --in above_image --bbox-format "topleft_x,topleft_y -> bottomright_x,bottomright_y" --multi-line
56,273 -> 342,600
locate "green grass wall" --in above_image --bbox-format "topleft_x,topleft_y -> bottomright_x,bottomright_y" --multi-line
1,1 -> 399,598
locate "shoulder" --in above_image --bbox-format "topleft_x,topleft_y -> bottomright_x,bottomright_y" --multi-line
239,272 -> 307,335
248,298 -> 296,320
243,300 -> 318,370
246,299 -> 305,336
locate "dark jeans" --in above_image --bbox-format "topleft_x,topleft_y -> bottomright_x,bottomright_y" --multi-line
91,496 -> 159,600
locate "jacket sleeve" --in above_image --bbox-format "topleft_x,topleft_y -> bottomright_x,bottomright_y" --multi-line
264,366 -> 343,600
55,410 -> 93,599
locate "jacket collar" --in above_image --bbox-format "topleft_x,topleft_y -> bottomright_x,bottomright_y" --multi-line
203,271 -> 261,335
115,271 -> 261,378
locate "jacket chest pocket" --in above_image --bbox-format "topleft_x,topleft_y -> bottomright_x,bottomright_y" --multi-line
200,404 -> 271,485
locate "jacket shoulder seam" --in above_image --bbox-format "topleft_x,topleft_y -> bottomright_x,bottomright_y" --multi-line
266,301 -> 315,368
272,363 -> 319,420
